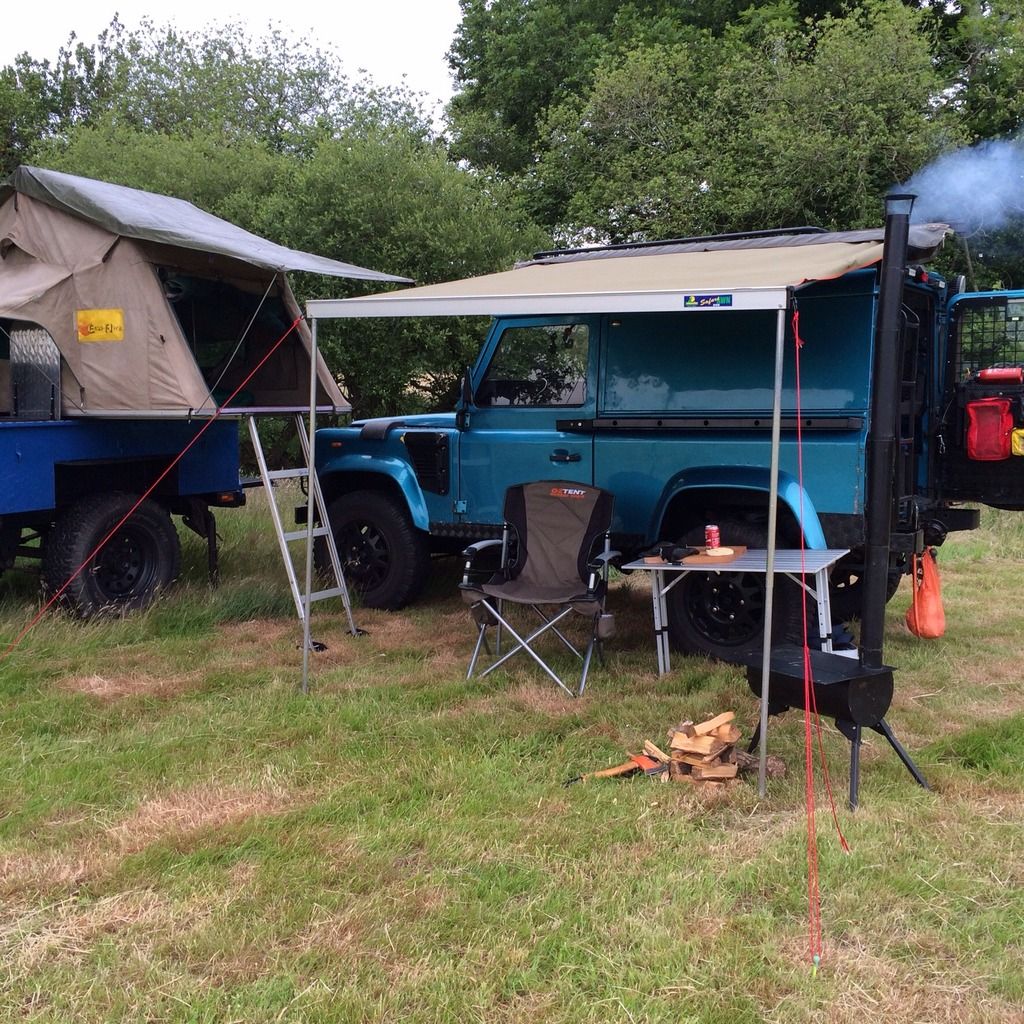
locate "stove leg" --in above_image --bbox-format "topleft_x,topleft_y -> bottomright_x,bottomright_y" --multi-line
873,718 -> 930,791
836,719 -> 862,810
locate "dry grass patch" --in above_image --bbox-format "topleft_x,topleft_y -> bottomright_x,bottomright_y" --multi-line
1,781 -> 310,896
60,670 -> 205,701
106,781 -> 304,855
2,889 -> 177,972
771,931 -> 1022,1024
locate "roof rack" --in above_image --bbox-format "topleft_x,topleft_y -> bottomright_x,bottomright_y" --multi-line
531,226 -> 827,261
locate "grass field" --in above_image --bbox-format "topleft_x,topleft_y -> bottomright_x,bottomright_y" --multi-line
1,493 -> 1022,1023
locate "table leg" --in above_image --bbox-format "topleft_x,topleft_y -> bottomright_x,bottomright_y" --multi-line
651,569 -> 670,675
815,567 -> 833,652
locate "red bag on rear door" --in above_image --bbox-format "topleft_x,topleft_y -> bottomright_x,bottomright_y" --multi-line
906,548 -> 945,639
966,397 -> 1013,460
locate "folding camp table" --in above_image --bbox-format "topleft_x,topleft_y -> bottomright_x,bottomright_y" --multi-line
621,547 -> 850,676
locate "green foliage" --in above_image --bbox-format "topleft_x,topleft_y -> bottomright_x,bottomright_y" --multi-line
0,18 -> 431,176
527,0 -> 957,242
281,129 -> 548,414
446,0 -> 850,177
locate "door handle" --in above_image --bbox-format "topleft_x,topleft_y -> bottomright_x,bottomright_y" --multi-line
550,449 -> 582,463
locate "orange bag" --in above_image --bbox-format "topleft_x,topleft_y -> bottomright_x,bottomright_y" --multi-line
906,548 -> 945,639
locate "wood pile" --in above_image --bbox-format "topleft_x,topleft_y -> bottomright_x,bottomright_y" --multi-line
565,710 -> 786,788
641,711 -> 786,787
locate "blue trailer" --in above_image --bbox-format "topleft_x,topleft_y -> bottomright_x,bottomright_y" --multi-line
0,166 -> 405,616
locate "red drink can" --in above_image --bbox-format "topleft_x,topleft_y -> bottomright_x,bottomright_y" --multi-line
704,524 -> 720,550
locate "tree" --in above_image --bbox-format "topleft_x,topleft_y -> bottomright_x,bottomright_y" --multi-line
446,0 -> 854,177
280,130 -> 548,415
523,0 -> 958,241
0,18 -> 431,177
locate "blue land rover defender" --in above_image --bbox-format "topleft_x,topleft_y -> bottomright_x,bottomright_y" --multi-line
312,229 -> 1024,660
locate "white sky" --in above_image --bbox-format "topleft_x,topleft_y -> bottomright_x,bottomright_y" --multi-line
2,1 -> 463,109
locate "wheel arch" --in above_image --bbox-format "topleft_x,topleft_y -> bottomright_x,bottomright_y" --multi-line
653,467 -> 827,549
317,456 -> 430,532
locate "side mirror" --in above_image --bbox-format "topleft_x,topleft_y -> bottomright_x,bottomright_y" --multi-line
456,365 -> 473,431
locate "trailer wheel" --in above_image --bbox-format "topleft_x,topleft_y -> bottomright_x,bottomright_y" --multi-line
42,493 -> 181,617
320,491 -> 430,610
665,518 -> 803,662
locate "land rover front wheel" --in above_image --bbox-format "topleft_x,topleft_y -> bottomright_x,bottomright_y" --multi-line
665,519 -> 802,662
321,490 -> 430,609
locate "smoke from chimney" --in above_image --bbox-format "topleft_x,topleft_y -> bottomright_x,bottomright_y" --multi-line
901,138 -> 1024,233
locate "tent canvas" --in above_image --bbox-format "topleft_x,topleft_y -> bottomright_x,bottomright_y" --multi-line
0,166 -> 409,417
307,223 -> 951,783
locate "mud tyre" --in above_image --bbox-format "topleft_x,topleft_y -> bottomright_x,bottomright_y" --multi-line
665,518 -> 804,662
321,491 -> 431,610
42,492 -> 181,617
827,553 -> 904,622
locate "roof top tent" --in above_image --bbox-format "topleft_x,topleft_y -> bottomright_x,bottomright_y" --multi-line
0,165 -> 410,419
306,218 -> 950,792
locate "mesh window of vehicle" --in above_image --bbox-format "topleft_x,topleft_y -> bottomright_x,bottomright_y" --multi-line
477,323 -> 589,407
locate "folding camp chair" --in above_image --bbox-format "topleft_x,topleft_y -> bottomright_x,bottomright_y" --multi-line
459,481 -> 618,697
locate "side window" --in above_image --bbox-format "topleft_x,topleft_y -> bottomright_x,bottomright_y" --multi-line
476,323 -> 589,407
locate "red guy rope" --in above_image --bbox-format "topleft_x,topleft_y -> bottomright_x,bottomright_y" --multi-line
791,304 -> 850,969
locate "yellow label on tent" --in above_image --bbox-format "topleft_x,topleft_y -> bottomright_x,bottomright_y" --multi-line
76,308 -> 125,342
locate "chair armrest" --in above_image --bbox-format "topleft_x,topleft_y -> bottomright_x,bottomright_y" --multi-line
587,549 -> 621,571
461,538 -> 505,589
462,538 -> 504,560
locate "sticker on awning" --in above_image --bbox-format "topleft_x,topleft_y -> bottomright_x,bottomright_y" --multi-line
683,294 -> 733,308
76,308 -> 125,342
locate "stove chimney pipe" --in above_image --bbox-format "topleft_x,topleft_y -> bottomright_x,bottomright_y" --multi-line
860,193 -> 915,669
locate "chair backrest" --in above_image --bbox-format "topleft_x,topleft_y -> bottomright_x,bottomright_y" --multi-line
503,481 -> 614,589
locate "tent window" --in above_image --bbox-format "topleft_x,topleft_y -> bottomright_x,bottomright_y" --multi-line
160,270 -> 299,403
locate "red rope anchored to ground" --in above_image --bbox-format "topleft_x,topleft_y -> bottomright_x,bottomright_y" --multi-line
1,317 -> 304,666
791,304 -> 850,969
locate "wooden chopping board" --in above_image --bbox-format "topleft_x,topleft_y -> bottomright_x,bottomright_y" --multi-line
680,545 -> 748,565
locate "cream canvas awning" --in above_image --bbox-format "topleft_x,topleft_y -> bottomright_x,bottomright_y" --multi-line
307,225 -> 950,320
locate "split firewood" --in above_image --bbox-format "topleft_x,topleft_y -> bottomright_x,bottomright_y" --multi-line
642,740 -> 672,764
673,748 -> 730,767
670,733 -> 727,758
713,723 -> 742,745
693,711 -> 735,736
668,720 -> 696,742
691,762 -> 739,781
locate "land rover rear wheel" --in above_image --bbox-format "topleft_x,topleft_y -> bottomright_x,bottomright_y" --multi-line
665,518 -> 803,662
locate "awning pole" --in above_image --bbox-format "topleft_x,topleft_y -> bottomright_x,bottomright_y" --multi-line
301,317 -> 318,695
758,304 -> 788,797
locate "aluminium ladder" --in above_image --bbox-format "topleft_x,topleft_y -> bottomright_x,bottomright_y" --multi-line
246,414 -> 359,644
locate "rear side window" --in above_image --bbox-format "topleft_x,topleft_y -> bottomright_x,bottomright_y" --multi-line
476,323 -> 589,407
